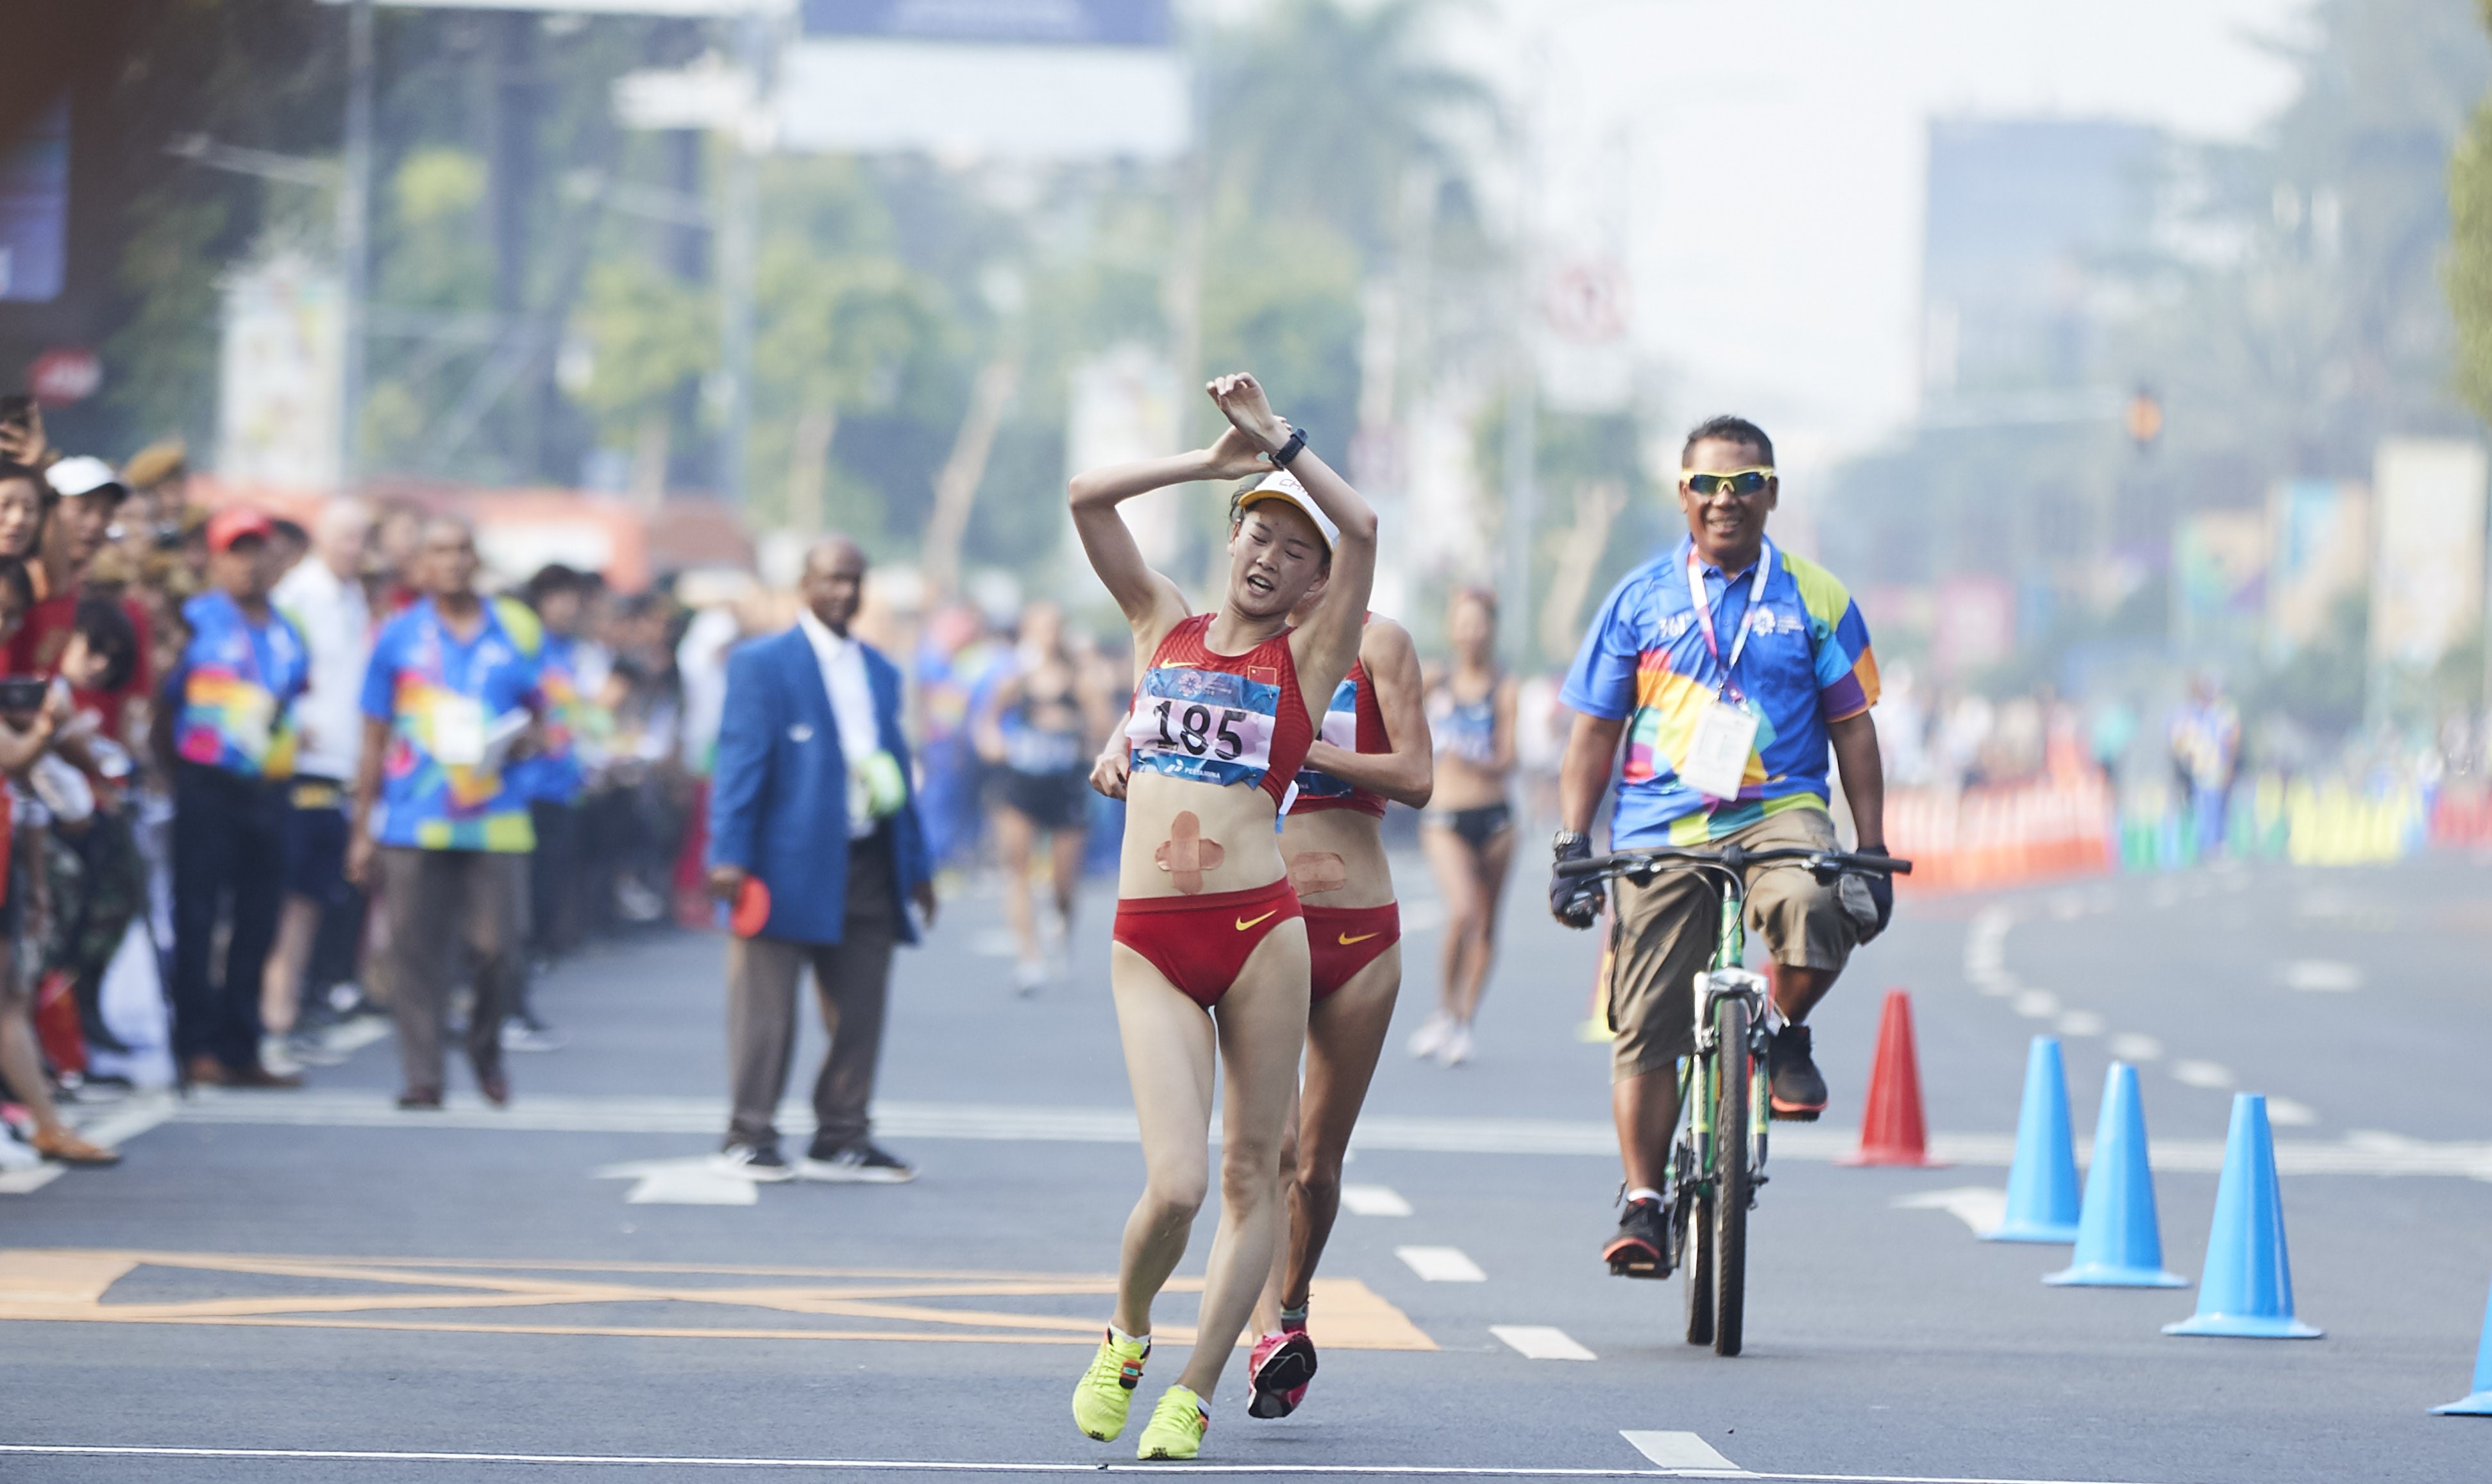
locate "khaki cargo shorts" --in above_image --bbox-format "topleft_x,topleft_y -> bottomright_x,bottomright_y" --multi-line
1603,805 -> 1873,1083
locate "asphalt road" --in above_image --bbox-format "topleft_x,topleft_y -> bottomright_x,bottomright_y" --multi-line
4,844 -> 2490,1483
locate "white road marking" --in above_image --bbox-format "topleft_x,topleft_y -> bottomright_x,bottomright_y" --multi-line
1892,1186 -> 2008,1236
592,1158 -> 759,1206
1492,1324 -> 1595,1360
1340,1184 -> 1413,1217
1397,899 -> 1447,934
316,1017 -> 392,1056
0,1441 -> 2194,1480
2107,1033 -> 2163,1063
2282,960 -> 2362,992
2053,1011 -> 2105,1038
2169,1060 -> 2234,1090
0,1164 -> 65,1195
2010,990 -> 2060,1020
69,1095 -> 175,1149
1620,1431 -> 1746,1474
1396,1245 -> 1486,1282
2267,1097 -> 2319,1127
105,1092 -> 2492,1178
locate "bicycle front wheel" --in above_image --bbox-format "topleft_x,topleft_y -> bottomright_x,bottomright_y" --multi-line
1712,995 -> 1751,1357
1680,1182 -> 1713,1346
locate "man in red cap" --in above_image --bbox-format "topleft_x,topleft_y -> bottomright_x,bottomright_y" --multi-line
154,507 -> 310,1088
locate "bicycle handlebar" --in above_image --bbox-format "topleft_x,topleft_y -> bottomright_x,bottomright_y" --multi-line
1554,843 -> 1913,884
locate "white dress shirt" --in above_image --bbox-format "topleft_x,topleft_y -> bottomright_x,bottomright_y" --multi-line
796,607 -> 882,839
271,555 -> 372,782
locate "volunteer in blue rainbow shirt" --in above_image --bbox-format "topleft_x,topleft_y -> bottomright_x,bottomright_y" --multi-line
162,507 -> 311,1089
1549,414 -> 1893,1277
346,516 -> 544,1109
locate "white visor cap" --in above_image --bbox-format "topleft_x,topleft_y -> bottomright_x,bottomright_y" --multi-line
1235,468 -> 1338,554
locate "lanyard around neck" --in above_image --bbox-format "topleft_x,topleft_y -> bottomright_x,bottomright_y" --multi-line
1685,540 -> 1772,698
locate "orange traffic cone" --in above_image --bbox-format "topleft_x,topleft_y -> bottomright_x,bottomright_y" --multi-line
1836,989 -> 1946,1167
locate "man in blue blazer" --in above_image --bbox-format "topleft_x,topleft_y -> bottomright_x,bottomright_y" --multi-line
704,537 -> 937,1183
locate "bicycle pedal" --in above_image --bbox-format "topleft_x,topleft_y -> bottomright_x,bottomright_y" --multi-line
1606,1256 -> 1667,1280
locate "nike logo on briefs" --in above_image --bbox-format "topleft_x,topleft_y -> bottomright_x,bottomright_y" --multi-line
1236,910 -> 1279,931
1336,932 -> 1379,945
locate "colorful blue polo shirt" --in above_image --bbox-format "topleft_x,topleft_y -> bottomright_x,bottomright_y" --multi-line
169,591 -> 310,779
1562,537 -> 1879,846
360,596 -> 544,852
506,629 -> 587,805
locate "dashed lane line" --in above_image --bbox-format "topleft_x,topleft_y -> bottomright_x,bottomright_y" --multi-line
1340,1184 -> 1413,1216
1395,1246 -> 1485,1282
1890,1187 -> 2008,1236
0,1442 -> 2198,1482
1621,1431 -> 1744,1474
1492,1324 -> 1595,1360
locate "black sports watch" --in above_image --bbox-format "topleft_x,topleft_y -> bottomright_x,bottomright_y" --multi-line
1270,426 -> 1308,468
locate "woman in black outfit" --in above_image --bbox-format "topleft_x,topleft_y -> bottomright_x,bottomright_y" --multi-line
975,601 -> 1111,993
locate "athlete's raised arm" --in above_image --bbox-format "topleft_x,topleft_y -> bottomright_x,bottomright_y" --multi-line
1206,374 -> 1376,695
1069,423 -> 1271,646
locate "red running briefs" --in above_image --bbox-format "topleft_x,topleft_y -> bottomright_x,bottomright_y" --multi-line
1303,902 -> 1400,1000
1112,879 -> 1305,1008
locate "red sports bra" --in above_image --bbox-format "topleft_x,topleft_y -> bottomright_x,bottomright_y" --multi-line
1123,614 -> 1314,809
1289,657 -> 1388,818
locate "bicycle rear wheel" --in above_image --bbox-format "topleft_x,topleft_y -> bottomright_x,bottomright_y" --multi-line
1712,995 -> 1751,1357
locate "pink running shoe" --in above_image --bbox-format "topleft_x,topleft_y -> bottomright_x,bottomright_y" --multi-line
1245,1325 -> 1317,1419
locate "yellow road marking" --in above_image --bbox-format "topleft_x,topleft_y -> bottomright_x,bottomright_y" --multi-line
0,1249 -> 1435,1351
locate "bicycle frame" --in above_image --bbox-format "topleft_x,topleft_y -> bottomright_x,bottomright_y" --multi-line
1676,879 -> 1774,1236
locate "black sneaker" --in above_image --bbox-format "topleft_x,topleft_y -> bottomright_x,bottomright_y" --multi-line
1603,1197 -> 1669,1278
1769,1022 -> 1828,1122
708,1143 -> 794,1182
798,1140 -> 916,1184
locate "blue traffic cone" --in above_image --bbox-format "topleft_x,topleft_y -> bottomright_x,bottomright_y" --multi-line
1983,1037 -> 2080,1244
2429,1276 -> 2492,1414
2164,1093 -> 2321,1338
2045,1063 -> 2186,1288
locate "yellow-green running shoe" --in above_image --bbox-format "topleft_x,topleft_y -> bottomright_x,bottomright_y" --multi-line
1134,1384 -> 1208,1460
1072,1329 -> 1150,1441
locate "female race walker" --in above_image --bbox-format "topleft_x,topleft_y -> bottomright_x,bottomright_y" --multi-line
974,600 -> 1110,993
1409,587 -> 1519,1067
1249,604 -> 1429,1415
1067,373 -> 1375,1461
1091,604 -> 1431,1422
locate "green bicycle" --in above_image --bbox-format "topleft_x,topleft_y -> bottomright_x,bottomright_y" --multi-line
1557,841 -> 1910,1356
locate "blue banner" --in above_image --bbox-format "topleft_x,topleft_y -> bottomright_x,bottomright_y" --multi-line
801,0 -> 1169,45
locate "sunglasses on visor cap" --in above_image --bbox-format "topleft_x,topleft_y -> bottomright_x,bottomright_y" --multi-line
1680,467 -> 1775,498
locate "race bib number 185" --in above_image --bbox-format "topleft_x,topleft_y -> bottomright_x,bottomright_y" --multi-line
1126,666 -> 1280,790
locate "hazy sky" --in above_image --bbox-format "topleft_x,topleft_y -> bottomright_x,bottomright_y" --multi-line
1476,0 -> 2311,471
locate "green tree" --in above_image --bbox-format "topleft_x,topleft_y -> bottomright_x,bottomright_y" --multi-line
2449,2 -> 2492,421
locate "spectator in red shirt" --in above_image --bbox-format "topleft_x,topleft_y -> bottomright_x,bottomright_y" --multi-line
11,459 -> 152,746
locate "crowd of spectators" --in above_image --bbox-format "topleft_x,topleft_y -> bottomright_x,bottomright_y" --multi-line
0,398 -> 720,1169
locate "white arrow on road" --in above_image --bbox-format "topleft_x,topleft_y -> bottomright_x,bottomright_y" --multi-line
593,1158 -> 758,1205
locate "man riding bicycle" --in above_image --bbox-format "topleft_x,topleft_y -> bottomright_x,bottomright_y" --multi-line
1549,415 -> 1892,1274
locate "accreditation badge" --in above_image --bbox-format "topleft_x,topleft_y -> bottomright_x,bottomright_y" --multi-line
430,695 -> 488,767
1681,695 -> 1759,802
